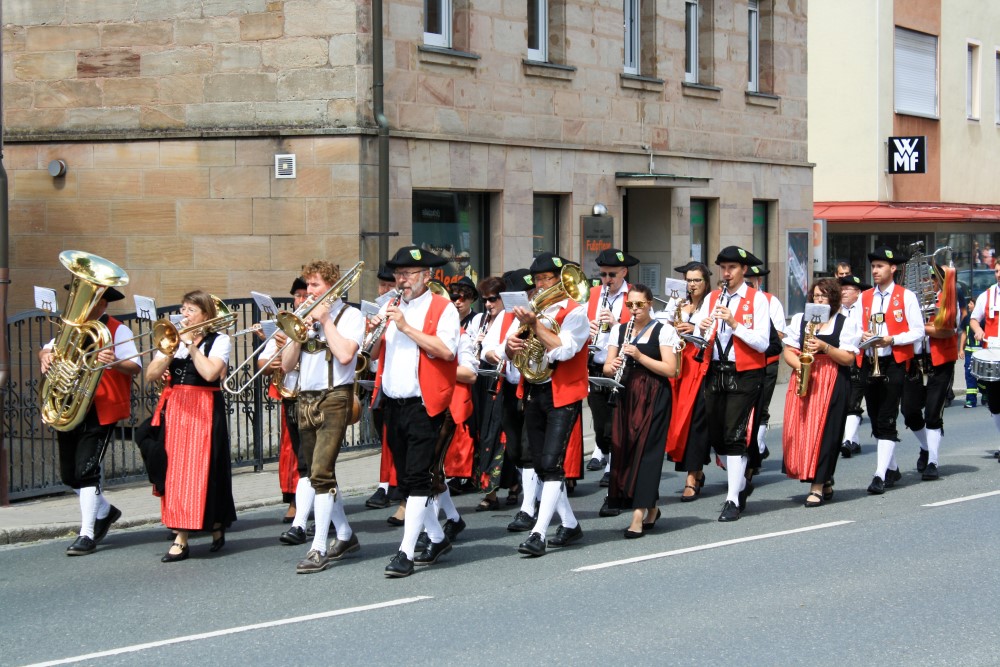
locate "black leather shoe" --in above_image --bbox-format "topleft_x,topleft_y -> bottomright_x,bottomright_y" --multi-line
414,537 -> 452,565
599,472 -> 611,488
517,532 -> 546,557
549,524 -> 583,548
365,487 -> 390,509
598,498 -> 621,517
586,456 -> 606,471
916,449 -> 929,473
161,542 -> 189,563
443,517 -> 466,541
329,533 -> 360,560
867,476 -> 885,494
507,511 -> 535,532
840,440 -> 853,458
738,480 -> 754,512
384,551 -> 414,578
386,515 -> 404,527
921,462 -> 939,481
279,526 -> 307,545
718,500 -> 740,522
66,535 -> 96,556
761,445 -> 770,461
306,521 -> 316,538
884,468 -> 902,488
209,528 -> 225,553
415,531 -> 430,553
850,441 -> 862,456
93,505 -> 122,544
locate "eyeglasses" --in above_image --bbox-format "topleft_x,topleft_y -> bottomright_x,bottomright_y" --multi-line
599,271 -> 620,278
483,295 -> 500,303
625,300 -> 648,309
686,278 -> 705,284
392,269 -> 424,278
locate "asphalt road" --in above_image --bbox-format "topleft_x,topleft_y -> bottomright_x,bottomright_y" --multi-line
3,399 -> 1000,667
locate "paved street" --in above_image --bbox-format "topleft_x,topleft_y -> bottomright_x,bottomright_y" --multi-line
2,387 -> 1000,666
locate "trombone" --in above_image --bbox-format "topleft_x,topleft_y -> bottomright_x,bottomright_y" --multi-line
223,261 -> 364,395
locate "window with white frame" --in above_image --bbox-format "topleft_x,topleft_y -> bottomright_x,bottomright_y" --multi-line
528,0 -> 548,62
747,0 -> 759,91
424,0 -> 452,48
894,26 -> 938,118
967,41 -> 981,120
624,0 -> 640,75
685,1 -> 699,83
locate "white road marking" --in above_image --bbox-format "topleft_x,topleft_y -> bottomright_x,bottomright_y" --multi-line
922,490 -> 1000,507
573,521 -> 854,572
25,596 -> 433,667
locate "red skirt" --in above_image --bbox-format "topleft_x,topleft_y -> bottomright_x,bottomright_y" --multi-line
159,385 -> 218,530
665,343 -> 710,460
782,355 -> 839,480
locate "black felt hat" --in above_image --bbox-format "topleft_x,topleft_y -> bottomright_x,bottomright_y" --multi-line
450,276 -> 479,301
376,264 -> 395,282
838,275 -> 871,291
595,248 -> 640,267
867,246 -> 899,264
503,269 -> 533,293
673,261 -> 712,276
529,252 -> 574,276
289,277 -> 307,294
747,265 -> 770,277
714,246 -> 762,266
64,283 -> 125,302
385,245 -> 448,269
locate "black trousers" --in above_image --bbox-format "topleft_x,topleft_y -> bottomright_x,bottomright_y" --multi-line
384,399 -> 446,497
986,381 -> 1000,415
57,408 -> 114,490
749,361 -> 779,466
703,363 -> 763,457
501,380 -> 532,468
863,355 -> 906,442
846,364 -> 868,416
587,363 -> 613,458
523,383 -> 580,482
901,357 -> 955,432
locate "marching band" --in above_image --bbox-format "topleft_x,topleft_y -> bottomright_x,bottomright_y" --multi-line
33,241 -> 980,575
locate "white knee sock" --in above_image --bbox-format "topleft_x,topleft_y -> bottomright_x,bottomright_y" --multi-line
725,456 -> 747,504
926,428 -> 942,465
519,468 -> 538,516
378,482 -> 389,492
422,496 -> 445,543
757,424 -> 768,452
555,485 -> 578,529
843,414 -> 861,443
400,496 -> 430,558
435,488 -> 461,522
530,480 -> 563,536
311,491 -> 333,552
78,486 -> 99,539
592,446 -> 605,461
292,477 -> 315,530
912,427 -> 928,451
604,456 -> 611,474
993,412 -> 1000,434
875,439 -> 895,478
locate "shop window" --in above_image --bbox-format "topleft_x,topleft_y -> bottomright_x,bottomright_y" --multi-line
533,195 -> 560,256
412,191 -> 489,288
752,199 -> 769,273
690,199 -> 708,263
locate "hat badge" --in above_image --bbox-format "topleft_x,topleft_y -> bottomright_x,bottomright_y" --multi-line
738,248 -> 747,258
616,252 -> 624,262
553,257 -> 563,267
885,250 -> 893,259
524,276 -> 533,286
409,249 -> 422,260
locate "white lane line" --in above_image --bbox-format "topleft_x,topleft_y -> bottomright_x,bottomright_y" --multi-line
25,596 -> 433,667
922,490 -> 1000,507
573,521 -> 854,573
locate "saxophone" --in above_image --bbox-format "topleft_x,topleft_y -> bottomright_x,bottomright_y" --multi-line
607,315 -> 635,407
795,317 -> 820,397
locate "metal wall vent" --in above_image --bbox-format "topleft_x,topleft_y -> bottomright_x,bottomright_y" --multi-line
275,154 -> 296,179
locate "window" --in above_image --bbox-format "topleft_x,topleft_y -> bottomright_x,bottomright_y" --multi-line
752,200 -> 768,273
424,0 -> 452,48
894,27 -> 938,118
624,0 -> 640,75
685,1 -> 699,83
527,0 -> 548,62
532,195 -> 559,255
997,52 -> 1000,124
967,42 -> 981,120
412,191 -> 489,288
690,199 -> 708,263
747,0 -> 759,92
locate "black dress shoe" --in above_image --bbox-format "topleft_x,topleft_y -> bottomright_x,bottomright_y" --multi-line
738,480 -> 754,512
161,543 -> 189,563
549,524 -> 583,547
850,441 -> 862,456
599,498 -> 621,517
329,533 -> 360,560
586,456 -> 606,471
415,531 -> 430,552
840,440 -> 853,458
386,515 -> 405,527
761,445 -> 770,461
884,468 -> 902,488
599,472 -> 611,488
209,528 -> 225,553
384,551 -> 414,578
414,537 -> 452,565
365,487 -> 390,509
279,526 -> 307,545
624,528 -> 644,539
66,535 -> 96,556
641,507 -> 661,530
867,475 -> 885,494
93,505 -> 122,544
507,511 -> 535,532
718,500 -> 740,522
916,449 -> 929,473
443,517 -> 466,541
517,532 -> 546,557
921,462 -> 940,481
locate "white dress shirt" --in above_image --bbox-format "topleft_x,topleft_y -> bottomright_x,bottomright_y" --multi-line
297,301 -> 364,391
499,299 -> 590,384
591,281 -> 629,364
382,290 -> 461,399
866,282 -> 924,357
784,313 -> 862,354
694,283 -> 770,361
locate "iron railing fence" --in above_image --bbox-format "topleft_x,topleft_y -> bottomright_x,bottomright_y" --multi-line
5,298 -> 379,501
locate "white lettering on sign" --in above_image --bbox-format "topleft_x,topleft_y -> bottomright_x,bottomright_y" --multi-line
892,137 -> 921,172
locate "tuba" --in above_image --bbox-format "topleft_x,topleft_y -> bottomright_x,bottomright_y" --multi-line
40,251 -> 130,432
512,263 -> 590,383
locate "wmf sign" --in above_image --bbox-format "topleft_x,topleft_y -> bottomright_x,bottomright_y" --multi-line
888,136 -> 926,174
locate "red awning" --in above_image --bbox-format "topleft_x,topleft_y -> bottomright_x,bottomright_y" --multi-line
815,201 -> 1000,223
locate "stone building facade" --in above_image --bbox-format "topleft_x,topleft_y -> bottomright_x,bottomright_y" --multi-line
4,0 -> 811,313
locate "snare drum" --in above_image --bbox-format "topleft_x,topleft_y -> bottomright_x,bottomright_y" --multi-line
971,348 -> 1000,382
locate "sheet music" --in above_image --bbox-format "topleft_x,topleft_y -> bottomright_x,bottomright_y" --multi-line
361,300 -> 380,317
34,286 -> 58,313
663,278 -> 687,297
251,291 -> 279,320
260,320 -> 277,339
803,303 -> 831,323
376,289 -> 399,308
133,295 -> 157,322
500,291 -> 531,312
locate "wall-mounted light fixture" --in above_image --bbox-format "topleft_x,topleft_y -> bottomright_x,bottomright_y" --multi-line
592,202 -> 608,217
48,160 -> 67,178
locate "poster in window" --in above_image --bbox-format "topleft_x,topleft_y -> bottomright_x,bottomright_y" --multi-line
786,229 -> 810,317
412,191 -> 486,289
581,214 -> 614,281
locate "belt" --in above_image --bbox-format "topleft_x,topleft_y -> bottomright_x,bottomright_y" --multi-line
385,396 -> 423,407
303,339 -> 327,354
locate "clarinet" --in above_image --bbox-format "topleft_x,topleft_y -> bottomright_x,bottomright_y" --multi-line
473,312 -> 491,360
607,315 -> 635,407
693,280 -> 728,363
361,293 -> 401,362
590,284 -> 610,348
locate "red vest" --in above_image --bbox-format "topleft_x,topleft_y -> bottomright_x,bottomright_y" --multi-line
551,302 -> 590,407
707,286 -> 766,371
587,284 -> 631,324
763,292 -> 780,365
929,289 -> 959,366
983,287 -> 1000,347
858,285 -> 915,366
94,317 -> 133,425
373,293 -> 457,417
449,328 -> 474,422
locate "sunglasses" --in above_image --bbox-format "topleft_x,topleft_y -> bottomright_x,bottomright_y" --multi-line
483,295 -> 500,303
450,293 -> 473,302
599,271 -> 621,278
625,300 -> 648,309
